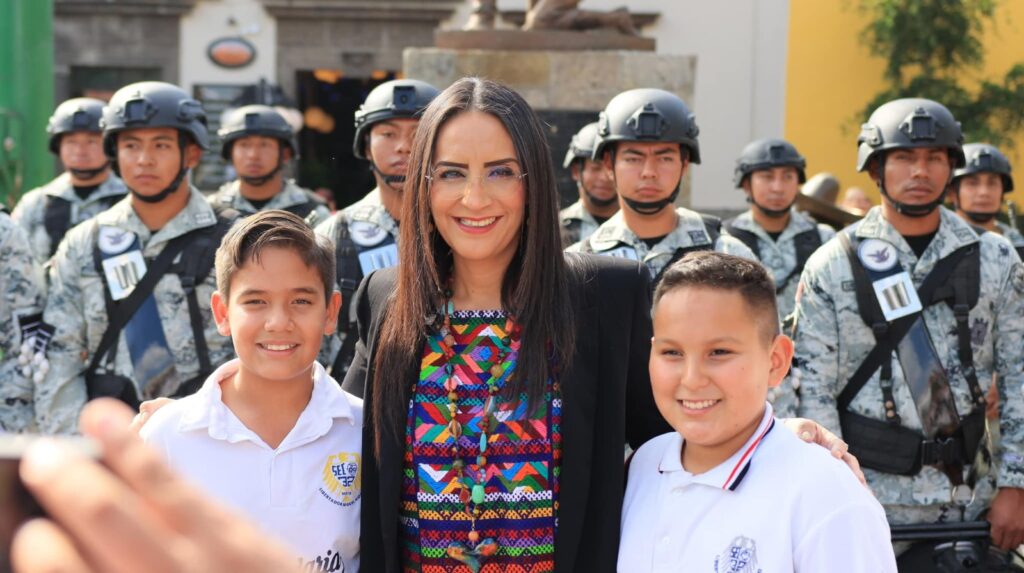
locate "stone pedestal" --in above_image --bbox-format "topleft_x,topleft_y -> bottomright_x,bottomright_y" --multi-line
435,29 -> 655,52
404,47 -> 696,206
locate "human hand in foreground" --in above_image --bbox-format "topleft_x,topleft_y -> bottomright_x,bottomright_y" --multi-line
13,398 -> 298,573
129,396 -> 175,434
988,487 -> 1024,551
781,417 -> 866,487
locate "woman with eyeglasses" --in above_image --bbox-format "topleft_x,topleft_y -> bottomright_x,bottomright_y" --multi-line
11,77 -> 856,573
343,77 -> 857,573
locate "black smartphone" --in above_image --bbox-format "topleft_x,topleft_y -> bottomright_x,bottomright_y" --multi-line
0,435 -> 98,573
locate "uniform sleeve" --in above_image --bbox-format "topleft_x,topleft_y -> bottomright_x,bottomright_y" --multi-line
769,379 -> 799,419
10,191 -> 35,231
715,235 -> 758,261
0,221 -> 44,432
793,500 -> 897,572
36,232 -> 90,434
10,191 -> 48,265
993,258 -> 1024,488
792,252 -> 844,435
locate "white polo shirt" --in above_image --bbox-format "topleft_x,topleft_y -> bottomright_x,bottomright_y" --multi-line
141,359 -> 363,573
618,404 -> 897,573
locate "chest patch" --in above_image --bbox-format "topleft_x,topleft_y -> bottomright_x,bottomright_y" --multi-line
349,220 -> 388,247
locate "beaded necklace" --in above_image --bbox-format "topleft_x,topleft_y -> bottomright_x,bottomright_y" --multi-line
433,290 -> 521,572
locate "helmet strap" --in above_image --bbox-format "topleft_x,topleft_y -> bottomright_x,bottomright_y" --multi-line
129,133 -> 189,204
370,160 -> 406,192
68,163 -> 109,181
876,155 -> 945,218
747,195 -> 793,219
622,187 -> 679,215
239,148 -> 284,187
579,178 -> 617,208
962,210 -> 999,224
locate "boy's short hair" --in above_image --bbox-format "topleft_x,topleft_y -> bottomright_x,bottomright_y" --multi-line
215,210 -> 335,302
652,251 -> 780,344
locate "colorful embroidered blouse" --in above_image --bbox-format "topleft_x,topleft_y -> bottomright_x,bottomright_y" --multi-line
400,310 -> 561,573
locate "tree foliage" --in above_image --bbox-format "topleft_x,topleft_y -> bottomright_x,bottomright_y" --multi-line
858,0 -> 1024,147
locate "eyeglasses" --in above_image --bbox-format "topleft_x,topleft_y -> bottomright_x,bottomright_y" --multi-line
425,164 -> 527,195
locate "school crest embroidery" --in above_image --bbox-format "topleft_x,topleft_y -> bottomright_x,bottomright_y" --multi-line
714,536 -> 762,573
319,452 -> 361,507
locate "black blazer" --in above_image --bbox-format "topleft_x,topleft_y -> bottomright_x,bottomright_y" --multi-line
342,253 -> 670,572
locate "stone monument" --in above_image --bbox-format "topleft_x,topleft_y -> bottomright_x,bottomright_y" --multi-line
405,0 -> 696,205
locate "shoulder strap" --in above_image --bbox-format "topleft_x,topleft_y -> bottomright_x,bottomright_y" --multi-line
330,213 -> 366,375
700,213 -> 722,244
1017,246 -> 1024,261
284,190 -> 328,220
176,207 -> 241,390
837,236 -> 979,410
649,215 -> 722,287
775,228 -> 824,293
85,224 -> 195,379
722,216 -> 761,260
43,196 -> 73,257
841,231 -> 892,332
560,218 -> 583,248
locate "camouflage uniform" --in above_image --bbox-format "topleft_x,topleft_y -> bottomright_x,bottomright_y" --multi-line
314,188 -> 399,372
559,199 -> 602,248
0,211 -> 45,432
12,173 -> 127,265
723,208 -> 834,417
995,221 -> 1024,256
207,179 -> 330,226
567,207 -> 757,276
37,188 -> 236,434
791,206 -> 1024,525
724,209 -> 835,320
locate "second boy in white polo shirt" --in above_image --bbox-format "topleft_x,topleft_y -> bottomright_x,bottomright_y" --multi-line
141,211 -> 361,572
618,252 -> 896,572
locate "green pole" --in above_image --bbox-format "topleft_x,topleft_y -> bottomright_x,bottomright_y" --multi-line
0,0 -> 53,206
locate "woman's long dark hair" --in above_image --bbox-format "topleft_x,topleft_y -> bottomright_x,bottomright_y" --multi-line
372,77 -> 575,452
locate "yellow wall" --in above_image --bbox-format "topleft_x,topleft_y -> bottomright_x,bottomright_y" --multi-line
785,0 -> 1024,205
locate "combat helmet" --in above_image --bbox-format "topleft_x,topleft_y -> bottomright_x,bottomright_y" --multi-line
856,98 -> 964,216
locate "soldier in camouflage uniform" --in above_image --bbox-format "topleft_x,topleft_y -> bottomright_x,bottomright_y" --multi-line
37,82 -> 236,434
0,210 -> 45,432
723,139 -> 835,322
207,105 -> 329,226
949,142 -> 1024,259
12,98 -> 127,266
791,98 -> 1024,559
314,79 -> 440,378
559,121 -> 617,247
568,88 -> 754,279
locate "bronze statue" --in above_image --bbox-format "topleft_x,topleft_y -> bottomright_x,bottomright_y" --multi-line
465,0 -> 639,36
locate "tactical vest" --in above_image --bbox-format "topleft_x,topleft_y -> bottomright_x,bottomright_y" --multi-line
210,187 -> 326,223
560,218 -> 584,248
723,218 -> 822,294
85,207 -> 241,408
44,194 -> 122,257
329,213 -> 399,377
836,229 -> 986,478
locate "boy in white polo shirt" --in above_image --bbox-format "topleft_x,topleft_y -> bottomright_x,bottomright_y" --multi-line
140,210 -> 361,572
619,251 -> 896,572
